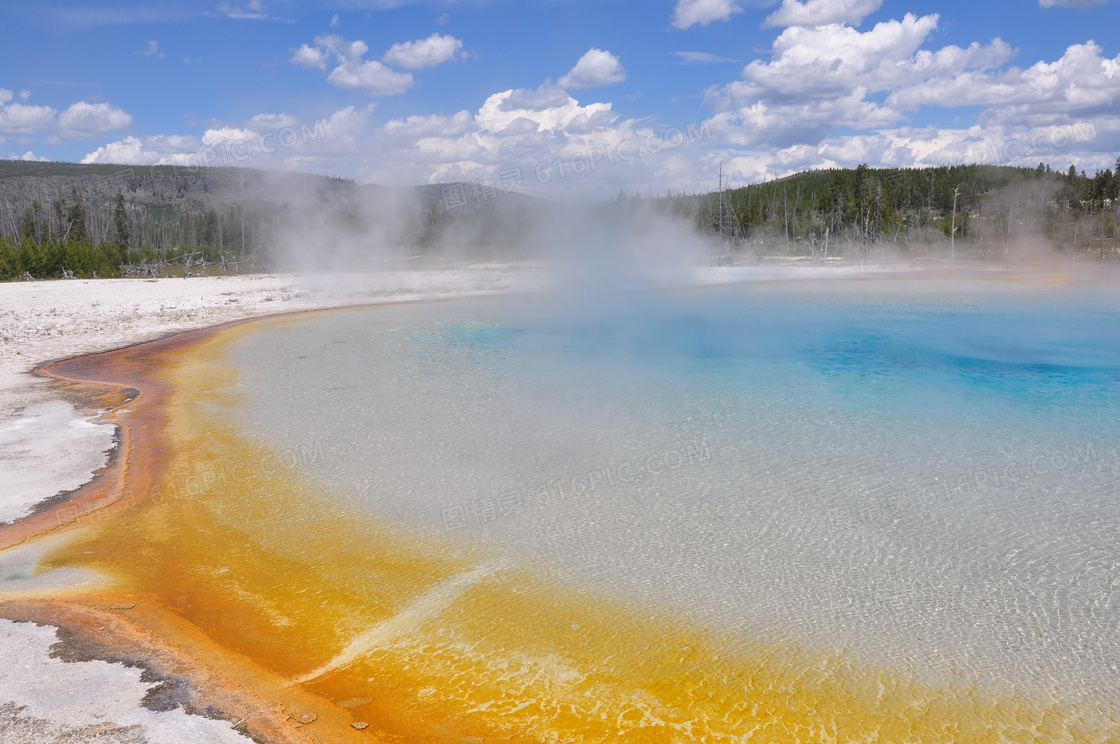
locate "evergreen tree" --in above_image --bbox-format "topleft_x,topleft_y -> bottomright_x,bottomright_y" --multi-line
112,190 -> 131,247
64,187 -> 89,244
19,207 -> 37,246
0,237 -> 17,279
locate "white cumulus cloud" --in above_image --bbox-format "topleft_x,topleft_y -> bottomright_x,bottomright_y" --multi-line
558,49 -> 626,89
82,105 -> 375,170
328,60 -> 414,96
887,40 -> 1120,126
290,43 -> 327,70
0,102 -> 58,135
382,33 -> 463,70
672,0 -> 742,29
292,35 -> 415,96
764,0 -> 883,28
701,11 -> 1024,158
58,101 -> 133,139
383,111 -> 474,139
7,150 -> 48,162
714,14 -> 1012,104
82,134 -> 198,165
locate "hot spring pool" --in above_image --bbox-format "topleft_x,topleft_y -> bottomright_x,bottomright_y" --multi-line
50,276 -> 1120,742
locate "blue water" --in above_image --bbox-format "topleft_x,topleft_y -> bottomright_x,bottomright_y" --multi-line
230,277 -> 1120,705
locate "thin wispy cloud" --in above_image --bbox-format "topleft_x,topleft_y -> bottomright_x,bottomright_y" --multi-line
41,4 -> 194,27
209,1 -> 294,22
674,51 -> 738,64
134,40 -> 166,58
1038,0 -> 1117,6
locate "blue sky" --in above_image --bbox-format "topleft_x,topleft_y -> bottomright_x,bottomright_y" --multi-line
1,0 -> 1118,199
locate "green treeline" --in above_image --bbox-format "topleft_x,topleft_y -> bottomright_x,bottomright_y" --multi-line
4,160 -> 1119,280
0,188 -> 119,279
691,162 -> 1120,257
0,162 -> 299,281
0,186 -> 268,280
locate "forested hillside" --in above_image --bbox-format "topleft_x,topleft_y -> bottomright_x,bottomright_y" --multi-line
1,159 -> 1117,280
0,163 -> 343,278
688,162 -> 1120,261
0,162 -> 540,279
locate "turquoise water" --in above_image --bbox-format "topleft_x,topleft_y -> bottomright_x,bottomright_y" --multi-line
231,278 -> 1120,707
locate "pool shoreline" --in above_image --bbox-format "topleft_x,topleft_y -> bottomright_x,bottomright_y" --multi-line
0,293 -> 544,744
2,291 -> 537,550
0,289 -> 583,744
0,314 -> 353,742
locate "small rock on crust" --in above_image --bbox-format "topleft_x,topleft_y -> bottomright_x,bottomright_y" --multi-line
295,713 -> 317,725
351,722 -> 369,730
